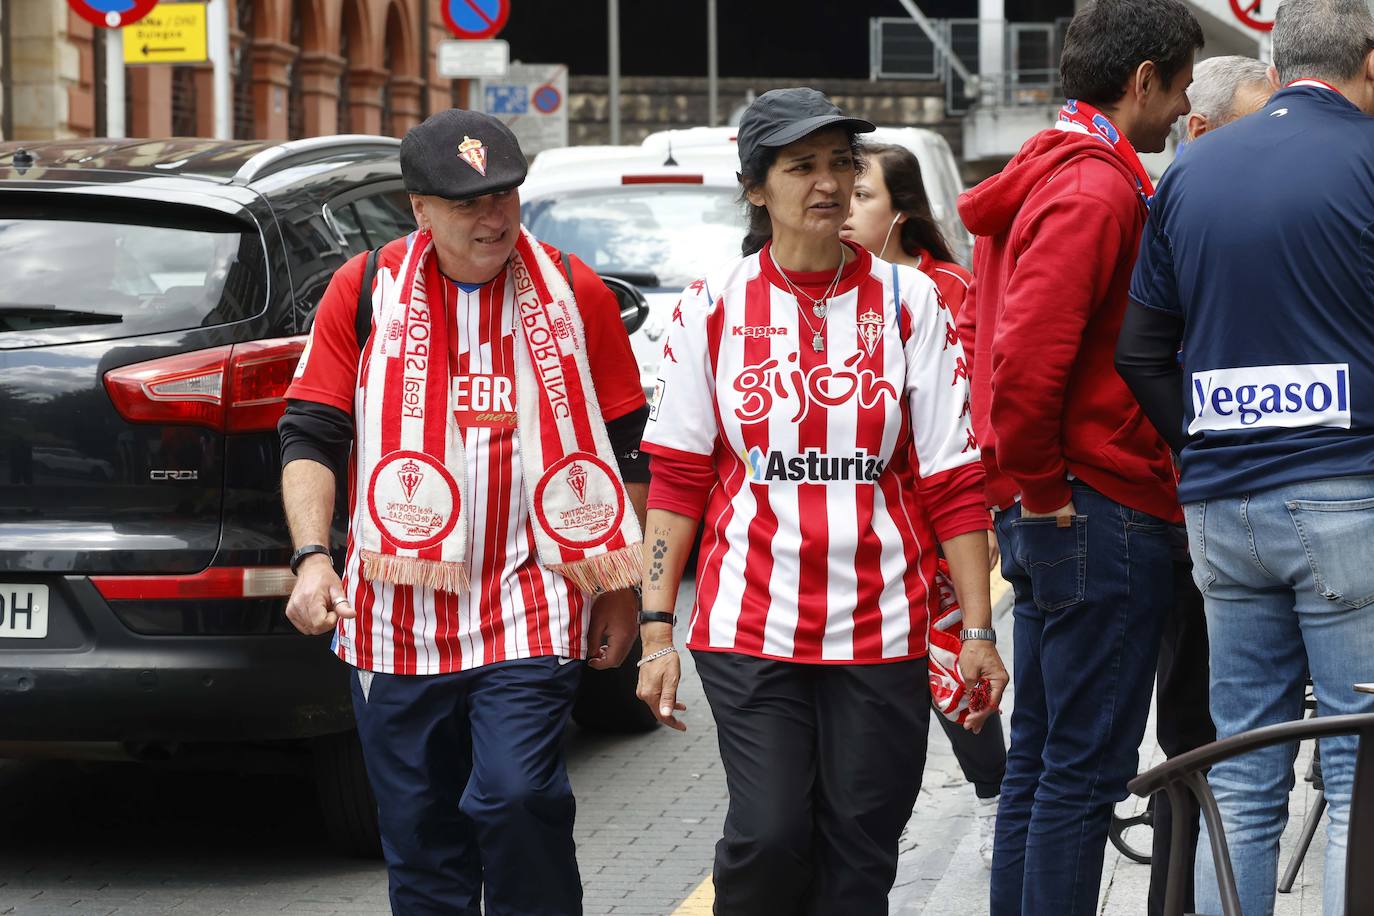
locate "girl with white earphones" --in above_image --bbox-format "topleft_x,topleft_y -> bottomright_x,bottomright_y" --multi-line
841,142 -> 972,316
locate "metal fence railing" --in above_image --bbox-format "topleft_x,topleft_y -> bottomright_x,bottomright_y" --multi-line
872,16 -> 1071,115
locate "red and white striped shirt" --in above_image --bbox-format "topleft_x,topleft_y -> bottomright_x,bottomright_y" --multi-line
288,240 -> 644,674
642,242 -> 987,664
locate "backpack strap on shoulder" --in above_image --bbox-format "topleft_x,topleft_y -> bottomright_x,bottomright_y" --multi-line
560,248 -> 577,292
355,246 -> 381,352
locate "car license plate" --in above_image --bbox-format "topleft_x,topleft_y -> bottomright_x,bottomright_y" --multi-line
0,584 -> 48,639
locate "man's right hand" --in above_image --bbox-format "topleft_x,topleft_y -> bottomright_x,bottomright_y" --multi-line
285,553 -> 354,635
1019,499 -> 1078,521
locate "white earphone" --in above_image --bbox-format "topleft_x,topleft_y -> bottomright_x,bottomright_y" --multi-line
879,213 -> 902,259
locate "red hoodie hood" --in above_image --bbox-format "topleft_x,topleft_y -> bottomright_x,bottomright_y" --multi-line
958,129 -> 1139,238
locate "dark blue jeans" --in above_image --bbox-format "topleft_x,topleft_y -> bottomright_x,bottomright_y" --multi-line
989,482 -> 1173,916
350,656 -> 584,916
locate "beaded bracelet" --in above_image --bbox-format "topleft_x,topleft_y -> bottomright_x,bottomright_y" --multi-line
636,646 -> 678,668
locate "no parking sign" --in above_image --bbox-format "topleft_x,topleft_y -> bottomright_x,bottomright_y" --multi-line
441,0 -> 508,40
483,63 -> 569,157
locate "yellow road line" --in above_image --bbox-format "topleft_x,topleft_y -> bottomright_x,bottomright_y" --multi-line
671,876 -> 714,915
668,570 -> 1007,915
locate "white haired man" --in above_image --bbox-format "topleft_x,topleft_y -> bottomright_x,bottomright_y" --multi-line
1181,55 -> 1276,141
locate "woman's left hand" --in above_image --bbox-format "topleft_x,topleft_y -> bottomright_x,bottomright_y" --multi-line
958,640 -> 1009,734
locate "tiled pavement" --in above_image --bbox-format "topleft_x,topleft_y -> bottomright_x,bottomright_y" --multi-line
0,576 -> 1330,915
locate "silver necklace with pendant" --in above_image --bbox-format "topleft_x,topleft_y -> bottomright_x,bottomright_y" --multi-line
770,246 -> 845,352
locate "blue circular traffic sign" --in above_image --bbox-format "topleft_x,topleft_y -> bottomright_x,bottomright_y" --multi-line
441,0 -> 509,40
533,84 -> 562,115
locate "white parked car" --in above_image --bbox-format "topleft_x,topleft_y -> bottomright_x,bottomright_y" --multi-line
521,147 -> 743,399
521,126 -> 969,397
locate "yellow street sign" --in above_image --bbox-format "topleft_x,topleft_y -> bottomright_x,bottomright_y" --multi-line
122,3 -> 209,65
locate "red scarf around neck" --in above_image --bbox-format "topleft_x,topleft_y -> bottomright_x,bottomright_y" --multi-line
1057,99 -> 1155,203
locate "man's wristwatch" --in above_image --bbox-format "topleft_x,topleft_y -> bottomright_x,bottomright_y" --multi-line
290,543 -> 331,575
639,611 -> 676,627
960,627 -> 997,644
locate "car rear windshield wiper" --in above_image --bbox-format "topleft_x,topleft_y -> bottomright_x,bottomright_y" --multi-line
0,304 -> 125,332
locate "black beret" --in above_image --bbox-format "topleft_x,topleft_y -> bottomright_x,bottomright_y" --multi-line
400,109 -> 529,200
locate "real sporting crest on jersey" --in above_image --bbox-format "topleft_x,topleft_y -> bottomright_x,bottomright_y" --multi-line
857,308 -> 884,356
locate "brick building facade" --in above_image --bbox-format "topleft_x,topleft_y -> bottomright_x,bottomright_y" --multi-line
3,0 -> 459,141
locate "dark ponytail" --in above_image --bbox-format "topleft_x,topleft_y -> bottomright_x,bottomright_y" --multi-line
865,143 -> 956,264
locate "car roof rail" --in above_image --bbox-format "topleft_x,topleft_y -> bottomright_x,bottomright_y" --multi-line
232,134 -> 403,184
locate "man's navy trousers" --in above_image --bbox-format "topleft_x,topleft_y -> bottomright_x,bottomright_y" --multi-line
350,656 -> 584,916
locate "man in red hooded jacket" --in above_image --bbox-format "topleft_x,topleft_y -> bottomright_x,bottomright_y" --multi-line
955,2 -> 1202,913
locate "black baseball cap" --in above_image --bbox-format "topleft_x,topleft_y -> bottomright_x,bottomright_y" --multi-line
736,88 -> 875,172
400,109 -> 529,200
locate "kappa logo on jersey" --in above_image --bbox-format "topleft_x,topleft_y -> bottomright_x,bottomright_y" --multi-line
672,302 -> 685,327
734,351 -> 899,424
951,356 -> 969,385
457,135 -> 488,176
944,322 -> 959,351
733,324 -> 788,338
1189,363 -> 1352,434
742,446 -> 886,484
857,309 -> 883,356
663,341 -> 678,364
452,373 -> 517,429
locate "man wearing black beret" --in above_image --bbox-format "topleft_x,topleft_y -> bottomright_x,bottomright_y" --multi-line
278,108 -> 650,914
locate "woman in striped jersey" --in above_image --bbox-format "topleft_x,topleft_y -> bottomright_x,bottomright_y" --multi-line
635,88 -> 1009,914
843,141 -> 1007,869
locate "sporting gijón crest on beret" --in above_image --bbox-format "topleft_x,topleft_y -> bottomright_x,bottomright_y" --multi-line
457,136 -> 488,176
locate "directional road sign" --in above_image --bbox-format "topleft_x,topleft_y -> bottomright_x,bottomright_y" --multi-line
441,0 -> 509,40
436,39 -> 509,78
122,2 -> 208,64
68,0 -> 159,29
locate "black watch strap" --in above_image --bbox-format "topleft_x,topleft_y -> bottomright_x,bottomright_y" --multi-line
290,543 -> 331,575
639,610 -> 676,627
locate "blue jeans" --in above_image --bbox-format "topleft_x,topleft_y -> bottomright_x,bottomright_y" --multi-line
350,656 -> 584,916
991,482 -> 1173,915
1185,475 -> 1374,916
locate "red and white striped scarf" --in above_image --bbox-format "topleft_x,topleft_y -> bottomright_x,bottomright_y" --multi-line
929,559 -> 972,724
354,228 -> 642,595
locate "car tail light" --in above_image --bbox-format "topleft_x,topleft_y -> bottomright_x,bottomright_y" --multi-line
104,336 -> 307,433
621,174 -> 704,185
91,566 -> 296,600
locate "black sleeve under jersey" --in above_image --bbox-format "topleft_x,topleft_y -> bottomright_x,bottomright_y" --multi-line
606,405 -> 650,484
278,400 -> 353,477
1115,301 -> 1188,455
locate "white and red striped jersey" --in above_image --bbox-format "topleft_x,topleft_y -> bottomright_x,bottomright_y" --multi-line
288,240 -> 644,674
642,242 -> 986,664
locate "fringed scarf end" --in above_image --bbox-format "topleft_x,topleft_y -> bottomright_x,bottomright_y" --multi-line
361,550 -> 470,594
551,543 -> 643,594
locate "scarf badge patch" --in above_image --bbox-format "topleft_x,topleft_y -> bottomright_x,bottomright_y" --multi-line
457,135 -> 488,176
857,308 -> 884,356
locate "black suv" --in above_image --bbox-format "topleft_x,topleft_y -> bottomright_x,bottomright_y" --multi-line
0,137 -> 653,855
